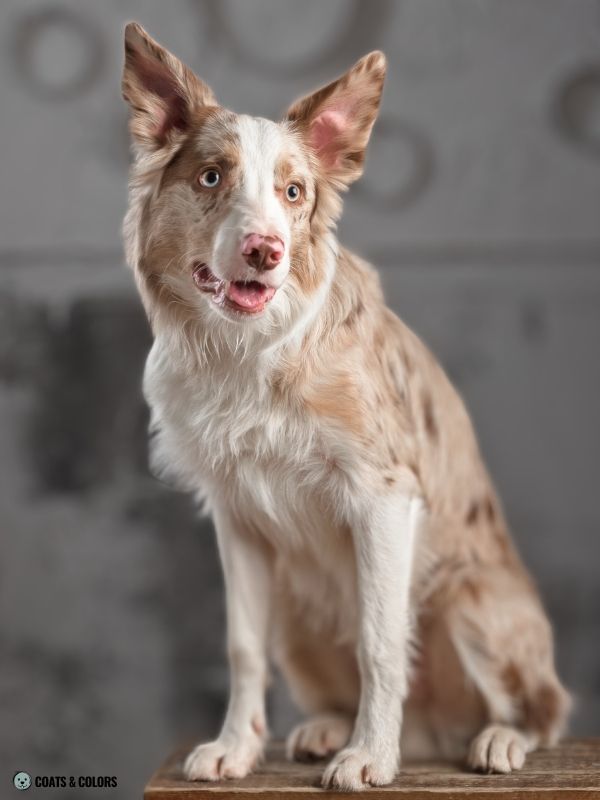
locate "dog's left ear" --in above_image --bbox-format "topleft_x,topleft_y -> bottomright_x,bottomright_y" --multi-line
286,51 -> 386,187
122,22 -> 217,153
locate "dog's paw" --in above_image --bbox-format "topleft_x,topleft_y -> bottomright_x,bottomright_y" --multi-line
468,725 -> 528,774
183,737 -> 263,781
321,745 -> 398,791
286,713 -> 352,761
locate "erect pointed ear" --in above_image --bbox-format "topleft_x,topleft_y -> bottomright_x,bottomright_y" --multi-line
286,51 -> 386,188
122,22 -> 217,153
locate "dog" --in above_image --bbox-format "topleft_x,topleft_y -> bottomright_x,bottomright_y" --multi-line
121,23 -> 570,791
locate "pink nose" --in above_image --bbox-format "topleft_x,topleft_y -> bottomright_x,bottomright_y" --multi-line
241,233 -> 284,271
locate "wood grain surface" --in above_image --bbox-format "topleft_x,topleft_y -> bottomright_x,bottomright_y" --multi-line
145,738 -> 600,799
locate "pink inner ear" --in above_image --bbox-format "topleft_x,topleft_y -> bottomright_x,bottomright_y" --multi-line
136,53 -> 187,140
310,109 -> 348,167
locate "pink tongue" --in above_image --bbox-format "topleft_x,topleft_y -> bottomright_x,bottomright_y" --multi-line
226,281 -> 275,311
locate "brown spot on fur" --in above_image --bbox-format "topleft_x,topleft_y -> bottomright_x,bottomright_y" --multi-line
495,531 -> 512,563
326,457 -> 340,474
502,664 -> 568,741
524,683 -> 565,740
251,714 -> 265,736
385,476 -> 395,486
484,495 -> 496,522
308,182 -> 320,226
305,375 -> 365,439
215,754 -> 224,777
373,328 -> 385,352
501,662 -> 524,696
465,501 -> 480,525
408,460 -> 422,486
343,299 -> 365,329
422,391 -> 438,441
386,355 -> 406,402
463,578 -> 482,603
274,152 -> 303,185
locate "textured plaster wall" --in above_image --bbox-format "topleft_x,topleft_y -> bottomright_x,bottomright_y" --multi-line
1,2 -> 599,798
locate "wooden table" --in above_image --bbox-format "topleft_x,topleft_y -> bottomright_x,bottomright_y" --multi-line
145,739 -> 600,799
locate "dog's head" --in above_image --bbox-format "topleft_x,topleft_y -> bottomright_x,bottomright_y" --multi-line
122,23 -> 385,339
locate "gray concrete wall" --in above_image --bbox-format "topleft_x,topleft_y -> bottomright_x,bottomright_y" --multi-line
1,1 -> 599,797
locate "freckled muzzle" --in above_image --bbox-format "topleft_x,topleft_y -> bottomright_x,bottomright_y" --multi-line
192,263 -> 277,315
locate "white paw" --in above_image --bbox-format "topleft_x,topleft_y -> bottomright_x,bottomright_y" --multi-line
321,745 -> 399,791
286,713 -> 352,761
184,736 -> 263,781
468,725 -> 528,774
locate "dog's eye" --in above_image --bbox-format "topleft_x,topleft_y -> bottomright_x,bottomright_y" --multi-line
199,169 -> 221,188
285,183 -> 301,202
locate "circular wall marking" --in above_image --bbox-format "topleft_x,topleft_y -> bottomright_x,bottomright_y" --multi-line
211,0 -> 393,76
357,117 -> 434,211
13,7 -> 104,100
554,66 -> 600,157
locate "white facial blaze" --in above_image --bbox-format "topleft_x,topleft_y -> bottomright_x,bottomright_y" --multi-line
212,115 -> 291,287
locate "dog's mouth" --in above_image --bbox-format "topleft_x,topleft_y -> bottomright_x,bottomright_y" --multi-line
192,263 -> 276,315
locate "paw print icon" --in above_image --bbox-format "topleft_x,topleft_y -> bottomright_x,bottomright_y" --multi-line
13,772 -> 31,791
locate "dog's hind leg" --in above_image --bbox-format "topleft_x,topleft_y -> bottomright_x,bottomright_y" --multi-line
272,592 -> 360,762
286,713 -> 354,762
444,567 -> 571,774
277,629 -> 359,761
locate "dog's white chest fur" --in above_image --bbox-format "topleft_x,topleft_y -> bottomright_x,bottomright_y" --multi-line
144,337 -> 360,641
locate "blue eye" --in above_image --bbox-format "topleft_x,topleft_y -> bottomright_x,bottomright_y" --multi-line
199,169 -> 221,188
286,183 -> 301,202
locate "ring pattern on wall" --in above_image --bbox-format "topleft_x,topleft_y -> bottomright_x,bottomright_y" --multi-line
555,66 -> 600,157
12,7 -> 104,101
207,0 -> 394,76
357,117 -> 434,210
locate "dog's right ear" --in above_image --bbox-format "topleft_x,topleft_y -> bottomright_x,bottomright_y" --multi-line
122,22 -> 216,153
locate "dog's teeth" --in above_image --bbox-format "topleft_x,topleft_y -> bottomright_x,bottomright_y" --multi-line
212,281 -> 227,305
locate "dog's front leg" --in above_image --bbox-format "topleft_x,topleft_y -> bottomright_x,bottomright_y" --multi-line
322,493 -> 422,791
184,506 -> 272,781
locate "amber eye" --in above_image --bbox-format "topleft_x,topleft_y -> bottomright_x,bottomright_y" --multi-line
285,183 -> 301,202
199,168 -> 221,188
